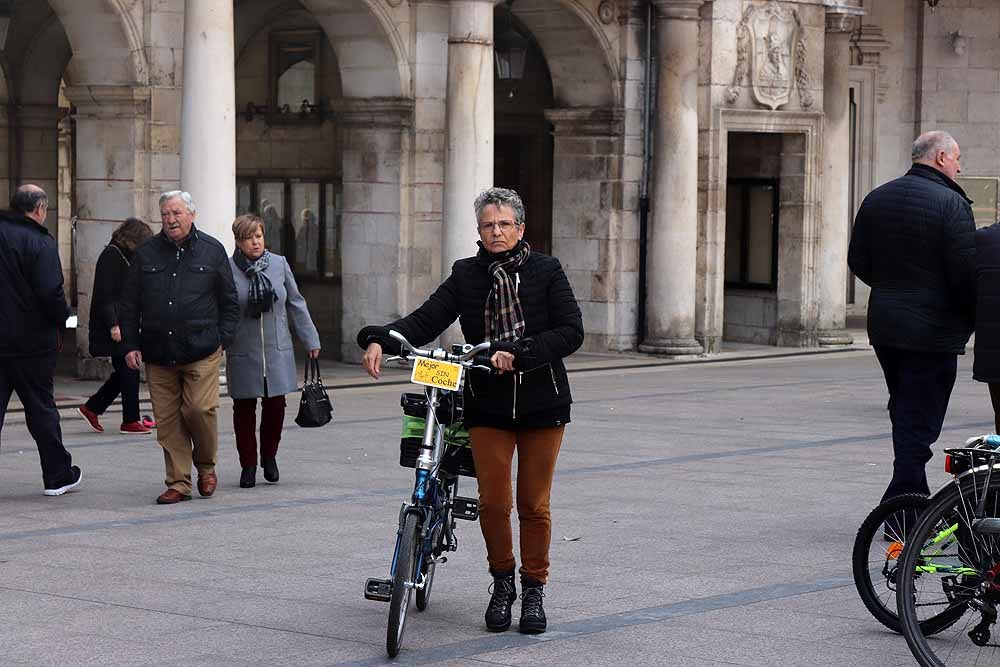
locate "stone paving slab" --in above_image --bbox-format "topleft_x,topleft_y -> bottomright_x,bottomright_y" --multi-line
3,336 -> 984,666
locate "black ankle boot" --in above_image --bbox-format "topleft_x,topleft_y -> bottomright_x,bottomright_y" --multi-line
485,569 -> 517,632
262,458 -> 279,483
519,576 -> 546,634
240,466 -> 256,488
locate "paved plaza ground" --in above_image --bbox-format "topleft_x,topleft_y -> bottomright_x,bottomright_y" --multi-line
1,341 -> 990,666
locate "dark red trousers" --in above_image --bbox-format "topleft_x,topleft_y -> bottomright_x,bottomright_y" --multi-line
232,396 -> 286,468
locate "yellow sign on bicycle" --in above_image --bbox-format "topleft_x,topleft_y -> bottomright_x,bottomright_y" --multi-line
411,357 -> 463,391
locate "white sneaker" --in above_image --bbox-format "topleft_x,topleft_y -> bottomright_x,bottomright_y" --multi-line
43,466 -> 82,496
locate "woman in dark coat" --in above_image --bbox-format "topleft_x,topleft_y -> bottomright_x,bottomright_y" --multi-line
359,187 -> 584,636
974,222 -> 1000,432
77,218 -> 154,434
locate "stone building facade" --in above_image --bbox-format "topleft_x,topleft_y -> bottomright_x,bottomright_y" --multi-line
2,0 -> 996,374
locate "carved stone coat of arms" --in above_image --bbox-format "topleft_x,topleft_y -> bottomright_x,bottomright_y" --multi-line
727,1 -> 812,110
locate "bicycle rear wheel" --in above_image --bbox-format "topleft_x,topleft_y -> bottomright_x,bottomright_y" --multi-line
897,476 -> 1000,667
852,493 -> 930,633
387,512 -> 421,657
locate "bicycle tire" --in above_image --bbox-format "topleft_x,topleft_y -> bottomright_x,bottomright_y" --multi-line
387,512 -> 420,658
852,493 -> 930,633
897,476 -> 1000,667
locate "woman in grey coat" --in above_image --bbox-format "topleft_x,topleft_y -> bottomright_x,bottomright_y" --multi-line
228,214 -> 321,488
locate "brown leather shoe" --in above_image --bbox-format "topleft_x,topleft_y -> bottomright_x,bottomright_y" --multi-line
197,471 -> 218,497
156,488 -> 191,504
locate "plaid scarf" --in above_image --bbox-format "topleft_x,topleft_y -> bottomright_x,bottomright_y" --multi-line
482,240 -> 531,342
233,249 -> 276,319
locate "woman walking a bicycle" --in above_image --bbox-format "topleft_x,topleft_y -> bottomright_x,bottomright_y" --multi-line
359,187 -> 583,635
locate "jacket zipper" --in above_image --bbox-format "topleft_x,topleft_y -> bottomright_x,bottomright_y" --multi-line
549,364 -> 559,395
512,372 -> 519,420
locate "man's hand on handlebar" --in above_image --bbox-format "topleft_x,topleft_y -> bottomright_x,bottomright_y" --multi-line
363,342 -> 383,379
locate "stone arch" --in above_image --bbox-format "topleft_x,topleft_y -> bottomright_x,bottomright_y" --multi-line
511,0 -> 621,108
297,0 -> 410,98
46,0 -> 148,86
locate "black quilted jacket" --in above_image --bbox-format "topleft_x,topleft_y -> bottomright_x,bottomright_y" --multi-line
848,164 -> 976,354
358,245 -> 584,429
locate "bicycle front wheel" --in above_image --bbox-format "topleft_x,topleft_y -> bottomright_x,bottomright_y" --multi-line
852,493 -> 929,633
897,476 -> 1000,667
387,512 -> 421,657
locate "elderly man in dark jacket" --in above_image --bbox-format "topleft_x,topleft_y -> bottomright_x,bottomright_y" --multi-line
120,191 -> 240,504
848,130 -> 975,502
0,185 -> 82,496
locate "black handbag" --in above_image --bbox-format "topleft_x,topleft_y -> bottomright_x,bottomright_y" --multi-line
295,358 -> 333,428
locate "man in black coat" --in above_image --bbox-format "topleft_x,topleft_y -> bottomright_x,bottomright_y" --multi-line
0,185 -> 82,496
120,191 -> 240,504
848,130 -> 975,502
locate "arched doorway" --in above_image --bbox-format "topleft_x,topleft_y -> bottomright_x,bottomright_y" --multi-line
493,9 -> 554,255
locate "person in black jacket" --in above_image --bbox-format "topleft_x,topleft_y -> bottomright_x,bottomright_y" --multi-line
77,218 -> 154,435
359,187 -> 584,635
120,191 -> 240,505
0,185 -> 82,496
974,223 -> 1000,432
848,130 -> 975,503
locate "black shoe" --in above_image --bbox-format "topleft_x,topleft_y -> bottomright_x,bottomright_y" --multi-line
262,458 -> 279,483
44,466 -> 83,496
485,569 -> 517,632
240,466 -> 256,488
519,577 -> 546,634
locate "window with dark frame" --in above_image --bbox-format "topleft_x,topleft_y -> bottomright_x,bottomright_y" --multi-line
236,178 -> 342,282
724,178 -> 779,290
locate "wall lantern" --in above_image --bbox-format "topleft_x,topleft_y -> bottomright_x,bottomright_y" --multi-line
924,0 -> 940,11
494,0 -> 528,82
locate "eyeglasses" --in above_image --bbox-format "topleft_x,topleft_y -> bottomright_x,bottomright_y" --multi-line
478,220 -> 520,233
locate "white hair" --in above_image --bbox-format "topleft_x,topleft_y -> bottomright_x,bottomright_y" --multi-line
911,131 -> 958,162
158,190 -> 197,214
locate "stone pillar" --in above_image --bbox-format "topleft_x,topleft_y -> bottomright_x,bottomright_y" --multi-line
640,1 -> 703,356
817,9 -> 861,346
546,108 -> 635,352
16,104 -> 62,235
442,0 -> 493,279
335,98 -> 414,362
63,84 -> 152,378
180,0 -> 235,252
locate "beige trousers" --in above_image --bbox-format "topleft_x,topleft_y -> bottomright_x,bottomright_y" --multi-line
146,347 -> 222,495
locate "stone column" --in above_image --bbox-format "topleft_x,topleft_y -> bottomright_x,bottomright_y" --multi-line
817,9 -> 861,346
180,0 -> 235,252
64,85 -> 152,378
442,0 -> 494,278
640,1 -> 703,356
335,98 -> 414,362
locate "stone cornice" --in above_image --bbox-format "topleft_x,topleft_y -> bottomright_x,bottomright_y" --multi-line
651,0 -> 705,21
331,97 -> 414,129
544,107 -> 624,137
63,85 -> 151,115
825,7 -> 863,33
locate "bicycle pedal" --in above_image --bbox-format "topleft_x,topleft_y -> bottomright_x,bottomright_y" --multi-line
453,496 -> 479,521
364,577 -> 392,602
973,518 -> 1000,535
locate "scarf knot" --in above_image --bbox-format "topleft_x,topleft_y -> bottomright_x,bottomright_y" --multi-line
233,250 -> 276,318
482,240 -> 530,342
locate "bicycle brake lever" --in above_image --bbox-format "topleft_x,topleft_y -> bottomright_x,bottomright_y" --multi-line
385,355 -> 407,364
471,364 -> 493,373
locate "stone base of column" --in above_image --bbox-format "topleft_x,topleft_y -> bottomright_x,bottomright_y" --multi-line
639,337 -> 705,357
817,329 -> 854,347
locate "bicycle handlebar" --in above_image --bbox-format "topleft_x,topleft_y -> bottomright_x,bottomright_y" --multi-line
387,329 -> 493,367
